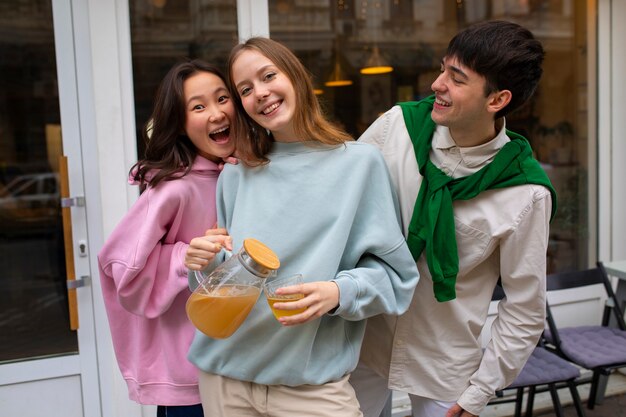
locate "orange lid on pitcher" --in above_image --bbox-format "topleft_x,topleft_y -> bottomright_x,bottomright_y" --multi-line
242,238 -> 280,276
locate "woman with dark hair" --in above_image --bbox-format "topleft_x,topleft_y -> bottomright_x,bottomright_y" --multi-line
98,59 -> 236,417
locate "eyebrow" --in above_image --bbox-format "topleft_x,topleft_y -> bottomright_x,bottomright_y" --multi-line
186,86 -> 230,103
186,87 -> 228,105
235,64 -> 275,90
186,95 -> 204,105
441,59 -> 469,80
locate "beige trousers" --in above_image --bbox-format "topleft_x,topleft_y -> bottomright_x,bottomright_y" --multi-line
198,371 -> 363,417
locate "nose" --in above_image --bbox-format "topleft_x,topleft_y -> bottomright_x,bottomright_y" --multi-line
431,72 -> 445,93
208,107 -> 225,123
255,86 -> 270,101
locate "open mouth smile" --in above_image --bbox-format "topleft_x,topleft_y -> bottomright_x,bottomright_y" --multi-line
435,97 -> 451,107
209,125 -> 230,144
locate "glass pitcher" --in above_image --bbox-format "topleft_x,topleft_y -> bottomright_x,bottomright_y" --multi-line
186,238 -> 280,339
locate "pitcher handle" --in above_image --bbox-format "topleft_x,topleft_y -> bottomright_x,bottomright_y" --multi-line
193,248 -> 234,290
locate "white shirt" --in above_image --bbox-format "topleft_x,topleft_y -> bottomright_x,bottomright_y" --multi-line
358,105 -> 552,415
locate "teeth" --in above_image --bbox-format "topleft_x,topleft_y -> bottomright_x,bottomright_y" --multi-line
435,98 -> 451,107
210,126 -> 228,135
262,102 -> 280,115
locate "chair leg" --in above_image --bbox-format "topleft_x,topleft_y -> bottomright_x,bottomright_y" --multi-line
567,380 -> 587,417
594,372 -> 610,405
548,383 -> 565,417
514,387 -> 524,417
588,370 -> 601,409
524,386 -> 536,417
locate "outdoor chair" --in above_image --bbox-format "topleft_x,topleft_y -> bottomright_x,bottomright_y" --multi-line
489,284 -> 586,417
544,262 -> 626,410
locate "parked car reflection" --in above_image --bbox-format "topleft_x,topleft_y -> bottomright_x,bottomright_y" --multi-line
0,173 -> 60,236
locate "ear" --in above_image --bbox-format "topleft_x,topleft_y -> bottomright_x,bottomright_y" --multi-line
487,90 -> 512,115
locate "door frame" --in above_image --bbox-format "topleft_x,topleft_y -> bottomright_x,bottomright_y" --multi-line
75,0 -> 145,415
598,0 -> 626,263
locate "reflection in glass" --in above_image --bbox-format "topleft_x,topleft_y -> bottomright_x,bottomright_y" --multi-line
268,0 -> 592,273
0,0 -> 77,362
129,0 -> 239,154
325,39 -> 353,87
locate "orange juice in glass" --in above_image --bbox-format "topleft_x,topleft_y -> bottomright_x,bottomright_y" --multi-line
264,274 -> 307,319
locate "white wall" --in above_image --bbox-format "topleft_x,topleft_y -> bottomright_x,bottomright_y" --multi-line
80,0 -> 142,415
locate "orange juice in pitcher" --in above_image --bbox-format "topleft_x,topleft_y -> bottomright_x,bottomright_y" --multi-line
187,238 -> 280,338
186,285 -> 261,338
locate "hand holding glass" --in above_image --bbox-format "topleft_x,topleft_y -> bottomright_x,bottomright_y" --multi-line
264,274 -> 307,319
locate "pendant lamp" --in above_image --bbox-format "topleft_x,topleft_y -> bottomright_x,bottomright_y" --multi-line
325,40 -> 353,87
325,58 -> 353,87
360,45 -> 393,75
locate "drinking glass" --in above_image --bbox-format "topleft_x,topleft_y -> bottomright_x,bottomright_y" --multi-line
263,274 -> 307,319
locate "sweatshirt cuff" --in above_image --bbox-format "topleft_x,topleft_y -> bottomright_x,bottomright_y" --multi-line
175,242 -> 190,278
328,274 -> 358,316
457,384 -> 493,416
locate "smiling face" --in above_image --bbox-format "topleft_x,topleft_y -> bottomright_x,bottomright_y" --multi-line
430,55 -> 509,147
183,71 -> 236,162
230,49 -> 298,142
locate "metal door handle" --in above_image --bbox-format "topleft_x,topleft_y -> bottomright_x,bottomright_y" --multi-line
60,196 -> 85,207
67,275 -> 91,289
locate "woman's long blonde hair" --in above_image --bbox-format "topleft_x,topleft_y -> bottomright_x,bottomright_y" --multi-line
227,37 -> 353,166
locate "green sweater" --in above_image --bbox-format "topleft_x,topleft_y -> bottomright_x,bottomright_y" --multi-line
399,97 -> 557,302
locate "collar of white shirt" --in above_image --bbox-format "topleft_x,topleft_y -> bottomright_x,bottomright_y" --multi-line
432,117 -> 510,169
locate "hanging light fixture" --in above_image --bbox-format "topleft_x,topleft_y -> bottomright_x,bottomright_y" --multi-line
360,45 -> 393,75
360,1 -> 393,75
325,57 -> 353,87
325,40 -> 353,87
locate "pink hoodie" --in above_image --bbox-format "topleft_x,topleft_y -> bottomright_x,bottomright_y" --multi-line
98,156 -> 220,405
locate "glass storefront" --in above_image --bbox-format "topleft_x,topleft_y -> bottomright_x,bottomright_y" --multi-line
129,0 -> 238,155
129,0 -> 593,274
0,0 -> 77,362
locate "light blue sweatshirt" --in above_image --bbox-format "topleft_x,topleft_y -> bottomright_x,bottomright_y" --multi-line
187,141 -> 419,386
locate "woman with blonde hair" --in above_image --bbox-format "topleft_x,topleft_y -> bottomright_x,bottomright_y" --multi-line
184,37 -> 419,417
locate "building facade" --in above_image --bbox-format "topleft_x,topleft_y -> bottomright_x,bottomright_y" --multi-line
0,1 -> 624,416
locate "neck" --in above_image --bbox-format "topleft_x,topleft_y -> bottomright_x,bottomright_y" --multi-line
449,117 -> 502,148
271,125 -> 299,143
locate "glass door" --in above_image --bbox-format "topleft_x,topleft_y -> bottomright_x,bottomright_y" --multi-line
0,0 -> 76,364
0,1 -> 100,416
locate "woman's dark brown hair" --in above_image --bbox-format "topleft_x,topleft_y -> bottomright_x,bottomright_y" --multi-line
131,59 -> 227,187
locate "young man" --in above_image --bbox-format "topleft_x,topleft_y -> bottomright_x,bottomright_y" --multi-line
351,20 -> 556,417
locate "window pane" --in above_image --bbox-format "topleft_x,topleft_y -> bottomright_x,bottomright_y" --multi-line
269,0 -> 592,273
129,0 -> 238,155
0,0 -> 77,362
